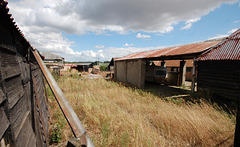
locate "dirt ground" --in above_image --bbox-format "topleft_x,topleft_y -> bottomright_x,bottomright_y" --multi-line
143,81 -> 193,101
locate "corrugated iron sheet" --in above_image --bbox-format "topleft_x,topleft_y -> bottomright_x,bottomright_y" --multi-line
0,0 -> 33,48
154,60 -> 193,67
116,40 -> 221,61
197,29 -> 240,61
41,52 -> 64,61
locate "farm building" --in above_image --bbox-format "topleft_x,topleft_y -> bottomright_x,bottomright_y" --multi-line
197,28 -> 240,146
196,29 -> 240,100
114,39 -> 222,88
0,1 -> 93,146
73,63 -> 93,72
107,57 -> 120,71
154,60 -> 194,85
0,1 -> 49,146
41,52 -> 64,62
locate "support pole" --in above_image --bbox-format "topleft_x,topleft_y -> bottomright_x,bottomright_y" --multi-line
161,60 -> 166,67
191,58 -> 196,92
32,50 -> 94,147
179,60 -> 186,86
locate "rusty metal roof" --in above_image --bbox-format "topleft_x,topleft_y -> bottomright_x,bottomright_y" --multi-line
154,60 -> 193,67
116,39 -> 221,61
0,0 -> 33,48
197,29 -> 240,61
41,52 -> 64,61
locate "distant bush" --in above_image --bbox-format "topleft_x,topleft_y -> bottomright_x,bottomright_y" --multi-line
100,64 -> 107,71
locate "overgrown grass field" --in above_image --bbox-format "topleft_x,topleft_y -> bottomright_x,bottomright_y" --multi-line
48,75 -> 235,146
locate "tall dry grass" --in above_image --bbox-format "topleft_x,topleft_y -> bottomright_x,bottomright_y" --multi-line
48,76 -> 235,146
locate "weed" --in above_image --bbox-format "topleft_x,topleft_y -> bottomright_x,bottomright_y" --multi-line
121,132 -> 130,147
49,123 -> 62,144
101,121 -> 111,147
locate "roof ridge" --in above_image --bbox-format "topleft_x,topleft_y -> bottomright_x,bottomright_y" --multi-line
0,0 -> 34,49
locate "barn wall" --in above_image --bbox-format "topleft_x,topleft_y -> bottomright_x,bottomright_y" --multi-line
0,3 -> 49,146
197,60 -> 240,100
115,60 -> 145,88
115,61 -> 127,82
126,60 -> 145,88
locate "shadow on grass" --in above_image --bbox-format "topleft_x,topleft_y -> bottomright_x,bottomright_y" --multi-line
143,82 -> 194,103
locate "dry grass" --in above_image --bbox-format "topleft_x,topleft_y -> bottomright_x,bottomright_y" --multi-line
48,75 -> 235,146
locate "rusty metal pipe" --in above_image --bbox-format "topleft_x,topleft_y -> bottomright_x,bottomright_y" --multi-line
32,50 -> 94,147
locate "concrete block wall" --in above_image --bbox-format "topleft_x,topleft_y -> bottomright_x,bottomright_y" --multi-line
115,59 -> 145,88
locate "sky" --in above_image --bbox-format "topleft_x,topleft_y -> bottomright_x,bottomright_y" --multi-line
7,0 -> 240,62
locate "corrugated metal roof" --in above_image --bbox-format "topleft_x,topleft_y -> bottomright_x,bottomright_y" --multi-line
116,39 -> 221,61
197,29 -> 240,61
0,0 -> 33,49
41,52 -> 64,61
154,60 -> 193,67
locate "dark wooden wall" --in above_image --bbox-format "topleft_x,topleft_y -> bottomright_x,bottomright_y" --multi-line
197,60 -> 240,100
0,1 -> 49,146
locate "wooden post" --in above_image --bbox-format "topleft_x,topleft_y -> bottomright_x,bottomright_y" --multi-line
234,100 -> 240,147
179,60 -> 186,86
114,61 -> 117,81
191,58 -> 196,92
161,60 -> 166,67
125,61 -> 127,83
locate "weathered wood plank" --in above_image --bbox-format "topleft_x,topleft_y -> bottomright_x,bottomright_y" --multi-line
0,87 -> 6,104
26,130 -> 37,147
0,52 -> 21,80
12,110 -> 30,140
9,96 -> 29,139
0,107 -> 10,139
5,76 -> 24,108
0,44 -> 17,54
15,111 -> 36,147
19,60 -> 31,82
30,63 -> 40,71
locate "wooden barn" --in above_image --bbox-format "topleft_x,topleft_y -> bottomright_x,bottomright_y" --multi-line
0,1 -> 49,146
196,29 -> 240,146
197,29 -> 240,100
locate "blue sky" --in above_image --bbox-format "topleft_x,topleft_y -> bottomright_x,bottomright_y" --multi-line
8,0 -> 240,61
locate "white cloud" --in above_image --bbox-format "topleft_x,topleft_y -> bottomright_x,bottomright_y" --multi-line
233,20 -> 240,23
208,28 -> 238,40
181,23 -> 193,30
6,0 -> 240,61
136,33 -> 151,39
181,17 -> 201,30
96,46 -> 166,61
95,45 -> 105,49
208,34 -> 228,40
123,43 -> 134,47
8,0 -> 238,35
228,28 -> 238,34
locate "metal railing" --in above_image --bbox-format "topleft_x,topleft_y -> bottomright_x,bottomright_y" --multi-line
32,49 -> 94,147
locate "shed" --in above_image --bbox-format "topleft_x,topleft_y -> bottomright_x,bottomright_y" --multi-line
73,63 -> 93,72
107,57 -> 120,71
41,52 -> 64,62
0,1 -> 49,146
197,29 -> 240,146
114,39 -> 222,88
154,60 -> 194,84
196,29 -> 240,100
